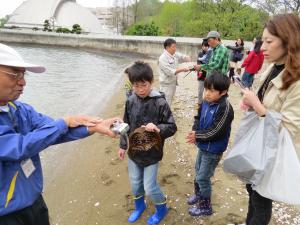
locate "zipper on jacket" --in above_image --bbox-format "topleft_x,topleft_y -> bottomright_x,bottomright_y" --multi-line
203,105 -> 210,125
7,111 -> 18,133
207,141 -> 211,151
7,102 -> 19,132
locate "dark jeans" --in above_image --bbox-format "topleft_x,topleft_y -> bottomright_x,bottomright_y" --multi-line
195,150 -> 222,198
0,195 -> 50,225
242,72 -> 254,88
246,184 -> 272,225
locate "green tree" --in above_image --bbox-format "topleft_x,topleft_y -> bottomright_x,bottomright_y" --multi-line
125,21 -> 160,36
250,0 -> 300,15
154,1 -> 189,36
43,20 -> 51,31
71,24 -> 82,34
0,15 -> 9,28
55,27 -> 71,33
125,0 -> 269,40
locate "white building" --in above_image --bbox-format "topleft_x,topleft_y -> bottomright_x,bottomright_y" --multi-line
5,0 -> 108,34
88,7 -> 117,34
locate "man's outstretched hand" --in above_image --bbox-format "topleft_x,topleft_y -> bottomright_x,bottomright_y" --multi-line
88,117 -> 123,137
63,115 -> 102,128
63,116 -> 123,137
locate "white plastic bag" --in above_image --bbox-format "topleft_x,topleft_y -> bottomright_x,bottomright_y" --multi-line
253,128 -> 300,205
223,111 -> 281,185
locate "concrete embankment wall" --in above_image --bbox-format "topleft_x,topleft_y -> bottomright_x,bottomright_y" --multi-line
0,29 -> 248,58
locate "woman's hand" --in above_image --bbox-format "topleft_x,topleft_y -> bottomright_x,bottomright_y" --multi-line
240,100 -> 250,111
241,89 -> 267,116
142,123 -> 160,133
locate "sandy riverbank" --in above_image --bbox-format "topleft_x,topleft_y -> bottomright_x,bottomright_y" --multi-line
42,60 -> 299,225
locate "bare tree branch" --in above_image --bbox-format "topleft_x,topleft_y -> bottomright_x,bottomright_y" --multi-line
249,0 -> 300,14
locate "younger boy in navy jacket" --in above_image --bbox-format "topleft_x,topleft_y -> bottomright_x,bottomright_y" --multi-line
186,71 -> 234,216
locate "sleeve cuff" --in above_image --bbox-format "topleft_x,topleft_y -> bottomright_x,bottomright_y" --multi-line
78,126 -> 90,137
120,145 -> 127,150
171,69 -> 176,75
55,119 -> 68,134
69,125 -> 90,138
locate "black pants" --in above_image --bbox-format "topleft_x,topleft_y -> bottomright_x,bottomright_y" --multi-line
246,184 -> 272,225
229,67 -> 235,82
0,195 -> 50,225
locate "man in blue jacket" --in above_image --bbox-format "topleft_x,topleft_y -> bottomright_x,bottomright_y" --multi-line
0,43 -> 117,225
186,71 -> 234,217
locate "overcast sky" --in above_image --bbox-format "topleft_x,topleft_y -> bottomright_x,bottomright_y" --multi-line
0,0 -> 113,18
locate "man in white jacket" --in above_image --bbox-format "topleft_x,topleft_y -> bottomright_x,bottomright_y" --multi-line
158,38 -> 191,105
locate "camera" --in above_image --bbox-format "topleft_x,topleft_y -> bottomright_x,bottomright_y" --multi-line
110,121 -> 130,136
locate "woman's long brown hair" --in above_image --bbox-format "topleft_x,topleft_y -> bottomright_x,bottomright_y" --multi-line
265,14 -> 300,90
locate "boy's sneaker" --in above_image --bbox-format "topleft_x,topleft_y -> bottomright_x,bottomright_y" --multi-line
187,180 -> 201,205
188,197 -> 213,217
187,194 -> 200,205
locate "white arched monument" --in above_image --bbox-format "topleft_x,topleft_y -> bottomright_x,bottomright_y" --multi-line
5,0 -> 106,34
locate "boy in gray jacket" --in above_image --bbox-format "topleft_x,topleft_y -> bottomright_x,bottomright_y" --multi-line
119,61 -> 177,224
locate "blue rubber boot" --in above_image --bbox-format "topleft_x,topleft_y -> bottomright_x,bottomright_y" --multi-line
128,196 -> 146,223
147,203 -> 168,225
188,196 -> 213,217
187,180 -> 200,205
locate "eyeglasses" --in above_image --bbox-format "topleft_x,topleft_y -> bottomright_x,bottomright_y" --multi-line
132,83 -> 149,89
0,69 -> 27,80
